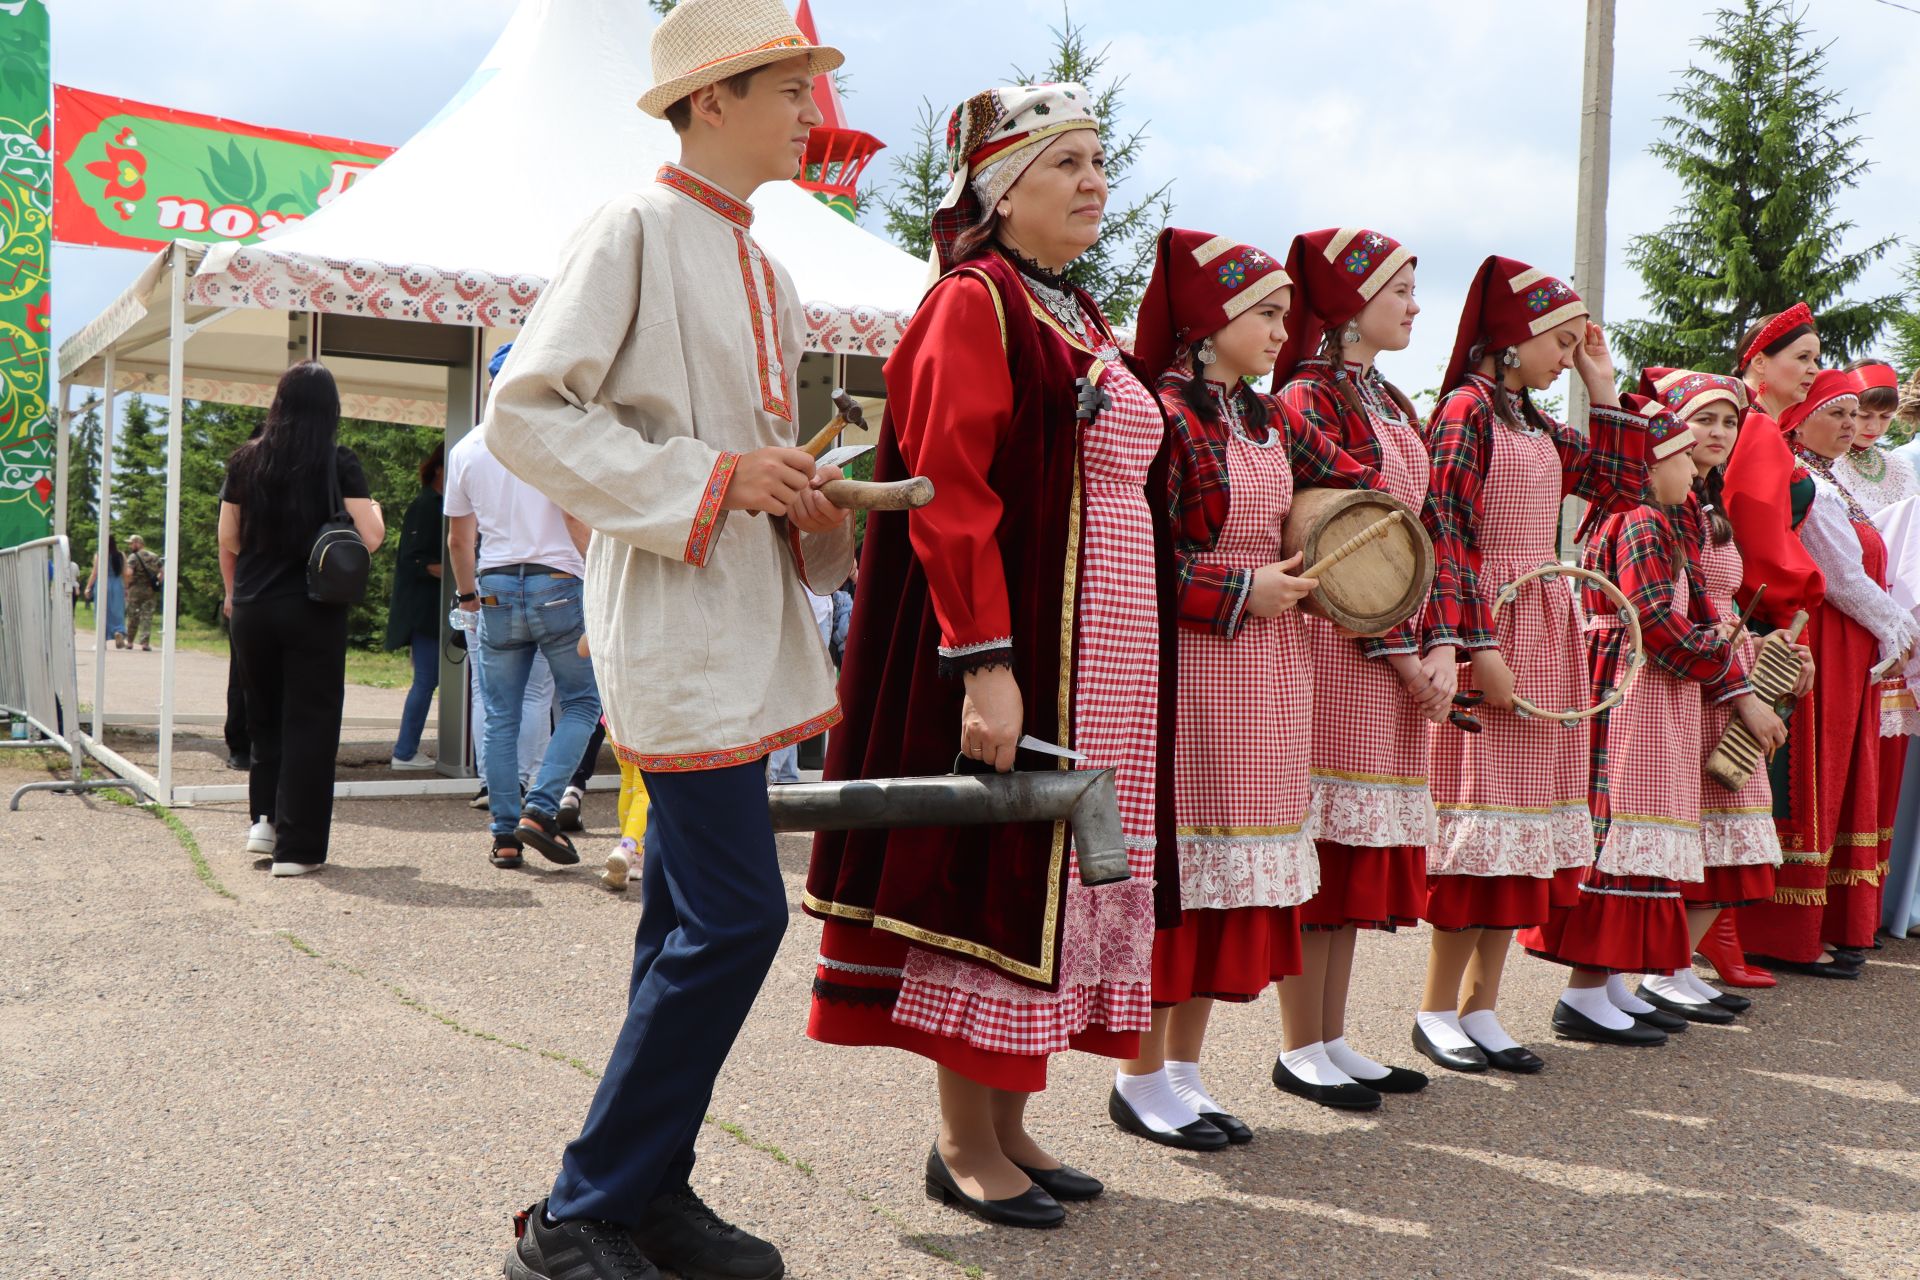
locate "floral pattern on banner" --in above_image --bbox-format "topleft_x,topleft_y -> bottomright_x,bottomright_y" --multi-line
1177,830 -> 1320,911
187,247 -> 912,358
1597,818 -> 1705,881
0,0 -> 51,547
1309,773 -> 1438,849
1429,803 -> 1590,878
1700,811 -> 1783,868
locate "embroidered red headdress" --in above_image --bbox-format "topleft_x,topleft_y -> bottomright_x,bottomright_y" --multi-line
1736,301 -> 1815,372
1133,226 -> 1292,384
1272,227 -> 1416,382
1637,367 -> 1748,424
1622,392 -> 1697,461
1442,255 -> 1587,392
1779,368 -> 1862,434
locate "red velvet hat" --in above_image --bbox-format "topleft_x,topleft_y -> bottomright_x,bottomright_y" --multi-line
1442,255 -> 1588,392
1637,367 -> 1748,423
1623,392 -> 1697,461
1779,369 -> 1863,434
1273,227 -> 1416,382
1134,226 -> 1292,384
1736,302 -> 1815,372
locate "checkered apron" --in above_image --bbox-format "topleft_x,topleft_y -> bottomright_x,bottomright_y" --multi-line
1308,411 -> 1437,848
1428,423 -> 1591,878
1175,418 -> 1317,909
1697,533 -> 1784,869
891,355 -> 1162,1056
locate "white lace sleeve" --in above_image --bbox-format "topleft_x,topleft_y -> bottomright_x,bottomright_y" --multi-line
1802,480 -> 1917,660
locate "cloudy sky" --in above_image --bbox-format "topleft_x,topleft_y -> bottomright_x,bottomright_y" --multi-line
54,0 -> 1920,400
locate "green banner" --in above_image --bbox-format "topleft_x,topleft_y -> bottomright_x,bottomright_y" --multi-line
0,0 -> 50,548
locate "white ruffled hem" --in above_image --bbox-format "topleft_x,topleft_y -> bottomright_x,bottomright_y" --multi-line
1597,818 -> 1706,880
1883,707 -> 1920,738
1429,804 -> 1590,877
1700,811 -> 1784,867
1309,774 -> 1438,848
1178,831 -> 1320,910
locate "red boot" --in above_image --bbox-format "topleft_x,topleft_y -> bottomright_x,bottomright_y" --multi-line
1697,911 -> 1776,988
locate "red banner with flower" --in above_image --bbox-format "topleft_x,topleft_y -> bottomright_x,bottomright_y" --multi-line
52,86 -> 393,253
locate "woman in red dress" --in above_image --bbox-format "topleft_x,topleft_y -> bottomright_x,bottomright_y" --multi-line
804,83 -> 1178,1228
1519,400 -> 1784,1043
1109,228 -> 1380,1144
1415,256 -> 1648,1075
1274,228 -> 1448,1107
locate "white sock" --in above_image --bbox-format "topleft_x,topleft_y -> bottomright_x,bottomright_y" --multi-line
1416,1009 -> 1477,1053
1164,1060 -> 1223,1115
1278,1041 -> 1357,1088
1605,974 -> 1656,1015
1643,972 -> 1712,1005
1559,984 -> 1635,1030
1460,1008 -> 1524,1051
1114,1068 -> 1200,1134
1324,1035 -> 1391,1082
1679,969 -> 1725,1002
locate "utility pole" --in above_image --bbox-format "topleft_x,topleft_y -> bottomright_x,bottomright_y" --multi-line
1565,0 -> 1615,555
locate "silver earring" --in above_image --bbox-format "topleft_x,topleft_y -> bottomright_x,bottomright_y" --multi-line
1501,347 -> 1521,369
1342,323 -> 1362,345
1197,338 -> 1218,366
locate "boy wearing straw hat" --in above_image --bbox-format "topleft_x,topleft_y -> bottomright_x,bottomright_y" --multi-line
486,2 -> 848,1277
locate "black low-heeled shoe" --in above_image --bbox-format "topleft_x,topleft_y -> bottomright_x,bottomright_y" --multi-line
1706,990 -> 1752,1013
1633,1006 -> 1689,1033
924,1146 -> 1064,1229
1636,986 -> 1737,1025
1197,1111 -> 1253,1144
1271,1058 -> 1383,1111
1410,1021 -> 1488,1073
1551,1000 -> 1667,1046
1015,1161 -> 1104,1201
1830,947 -> 1867,966
1471,1041 -> 1548,1073
1750,953 -> 1860,980
1357,1065 -> 1430,1094
1108,1088 -> 1229,1150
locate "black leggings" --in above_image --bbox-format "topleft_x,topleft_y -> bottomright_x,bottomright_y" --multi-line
231,594 -> 349,864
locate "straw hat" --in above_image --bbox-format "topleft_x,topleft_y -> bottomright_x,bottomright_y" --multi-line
638,0 -> 843,119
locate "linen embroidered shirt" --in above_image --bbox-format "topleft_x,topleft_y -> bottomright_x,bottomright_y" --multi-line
487,163 -> 854,771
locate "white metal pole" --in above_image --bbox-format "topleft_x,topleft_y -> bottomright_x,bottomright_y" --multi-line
93,350 -> 118,740
157,252 -> 187,801
1564,0 -> 1615,558
52,379 -> 73,542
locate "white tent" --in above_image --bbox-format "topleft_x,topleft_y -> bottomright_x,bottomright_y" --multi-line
53,0 -> 924,804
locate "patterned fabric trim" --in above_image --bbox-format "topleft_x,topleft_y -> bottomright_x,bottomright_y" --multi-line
810,978 -> 897,1007
1700,810 -> 1783,867
684,451 -> 739,567
1430,802 -> 1590,877
733,229 -> 793,421
1310,771 -> 1438,848
610,705 -> 842,773
1578,881 -> 1683,900
1772,885 -> 1828,906
816,955 -> 904,977
936,636 -> 1015,680
656,163 -> 753,228
1177,829 -> 1320,910
1829,865 -> 1885,886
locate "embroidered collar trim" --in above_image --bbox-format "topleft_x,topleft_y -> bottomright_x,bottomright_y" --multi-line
657,163 -> 753,229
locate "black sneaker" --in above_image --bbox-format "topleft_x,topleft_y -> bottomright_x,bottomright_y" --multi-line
517,808 -> 581,866
469,785 -> 491,811
491,834 -> 525,870
558,786 -> 585,833
507,1200 -> 659,1280
633,1187 -> 783,1280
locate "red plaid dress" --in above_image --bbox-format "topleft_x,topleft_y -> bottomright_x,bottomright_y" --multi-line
1424,382 -> 1649,930
1282,362 -> 1433,930
1693,516 -> 1783,908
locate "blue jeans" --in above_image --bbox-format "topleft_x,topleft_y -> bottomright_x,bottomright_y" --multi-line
393,630 -> 439,761
476,568 -> 600,837
469,643 -> 554,787
549,761 -> 785,1221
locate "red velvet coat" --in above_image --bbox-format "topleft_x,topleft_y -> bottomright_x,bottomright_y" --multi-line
802,250 -> 1182,990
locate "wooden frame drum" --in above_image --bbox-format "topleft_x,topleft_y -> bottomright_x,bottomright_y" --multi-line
1279,489 -> 1435,637
1490,563 -> 1644,724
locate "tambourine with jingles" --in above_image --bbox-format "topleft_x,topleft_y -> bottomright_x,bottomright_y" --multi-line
1488,563 -> 1645,724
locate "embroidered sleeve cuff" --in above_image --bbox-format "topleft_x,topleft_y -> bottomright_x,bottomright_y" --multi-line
1711,680 -> 1753,705
684,451 -> 740,567
1222,575 -> 1254,640
1360,636 -> 1419,659
938,637 -> 1014,680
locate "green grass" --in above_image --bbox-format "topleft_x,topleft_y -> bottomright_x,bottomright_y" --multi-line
73,601 -> 414,689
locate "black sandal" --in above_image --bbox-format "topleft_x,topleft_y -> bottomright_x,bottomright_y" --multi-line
490,834 -> 525,869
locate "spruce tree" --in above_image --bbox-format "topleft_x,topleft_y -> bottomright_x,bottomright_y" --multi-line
873,98 -> 945,264
65,396 -> 102,568
1888,249 -> 1920,378
111,396 -> 166,553
1613,0 -> 1903,375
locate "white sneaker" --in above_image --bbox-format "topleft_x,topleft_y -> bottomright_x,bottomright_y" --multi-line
270,860 -> 322,878
390,754 -> 436,771
600,841 -> 635,892
246,817 -> 276,857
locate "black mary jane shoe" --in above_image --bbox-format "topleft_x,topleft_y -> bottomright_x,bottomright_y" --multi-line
1633,1006 -> 1689,1033
1270,1058 -> 1383,1112
1015,1162 -> 1104,1201
1108,1088 -> 1229,1150
1357,1065 -> 1430,1094
1197,1111 -> 1254,1144
1706,989 -> 1752,1014
924,1146 -> 1064,1229
1411,1021 -> 1488,1074
1635,986 -> 1737,1025
1552,1000 -> 1667,1047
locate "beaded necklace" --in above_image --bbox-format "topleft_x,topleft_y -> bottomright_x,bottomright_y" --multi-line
1795,446 -> 1875,525
1206,379 -> 1278,447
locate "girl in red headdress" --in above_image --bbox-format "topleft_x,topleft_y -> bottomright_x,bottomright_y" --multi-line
1272,228 -> 1447,1107
1414,255 -> 1649,1076
1110,227 -> 1381,1145
1518,398 -> 1784,1043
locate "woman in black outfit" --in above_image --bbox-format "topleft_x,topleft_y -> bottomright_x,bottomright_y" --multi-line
218,362 -> 385,876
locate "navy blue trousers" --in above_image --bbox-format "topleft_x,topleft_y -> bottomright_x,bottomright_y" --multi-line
549,760 -> 787,1223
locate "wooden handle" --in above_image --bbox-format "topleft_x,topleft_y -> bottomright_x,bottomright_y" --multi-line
1302,511 -> 1401,580
1784,610 -> 1809,644
821,476 -> 935,511
800,416 -> 848,459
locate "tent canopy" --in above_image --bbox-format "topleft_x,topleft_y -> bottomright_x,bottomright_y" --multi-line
58,0 -> 924,419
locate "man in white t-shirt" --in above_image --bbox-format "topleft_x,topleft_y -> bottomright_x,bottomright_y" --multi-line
447,349 -> 603,869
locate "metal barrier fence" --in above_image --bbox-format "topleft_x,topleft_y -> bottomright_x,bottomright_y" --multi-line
1,535 -> 145,809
